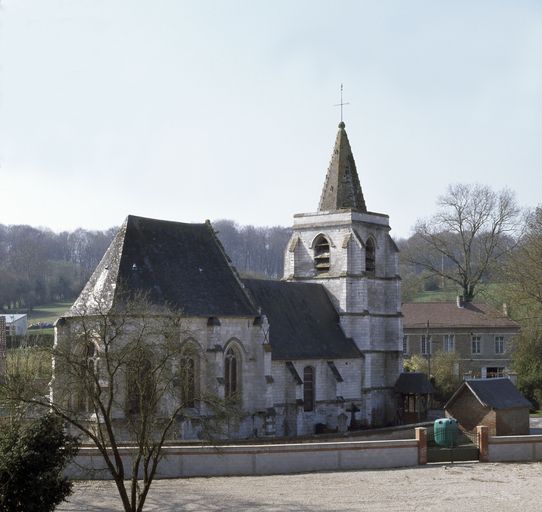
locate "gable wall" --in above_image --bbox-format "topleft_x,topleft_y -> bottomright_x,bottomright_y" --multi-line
446,387 -> 492,431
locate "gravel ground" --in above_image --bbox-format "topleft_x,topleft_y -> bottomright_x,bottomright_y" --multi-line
59,461 -> 542,512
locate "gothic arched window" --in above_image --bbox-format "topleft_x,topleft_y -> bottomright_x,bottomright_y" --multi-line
303,366 -> 315,412
365,237 -> 376,275
75,341 -> 98,413
225,346 -> 241,400
314,235 -> 331,273
127,356 -> 153,416
180,355 -> 196,407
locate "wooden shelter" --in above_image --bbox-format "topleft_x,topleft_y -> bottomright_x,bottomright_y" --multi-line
394,372 -> 434,424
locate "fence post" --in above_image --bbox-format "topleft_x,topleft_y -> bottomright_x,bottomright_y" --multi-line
415,427 -> 427,465
477,425 -> 489,462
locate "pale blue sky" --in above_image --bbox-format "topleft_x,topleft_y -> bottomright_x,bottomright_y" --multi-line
1,1 -> 541,238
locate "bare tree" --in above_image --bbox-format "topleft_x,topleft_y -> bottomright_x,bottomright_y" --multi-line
500,207 -> 542,405
2,293 -> 238,512
410,184 -> 521,302
503,207 -> 542,312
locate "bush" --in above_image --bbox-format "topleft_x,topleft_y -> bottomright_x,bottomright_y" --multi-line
0,414 -> 80,512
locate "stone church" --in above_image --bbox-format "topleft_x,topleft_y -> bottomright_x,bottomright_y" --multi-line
55,121 -> 402,439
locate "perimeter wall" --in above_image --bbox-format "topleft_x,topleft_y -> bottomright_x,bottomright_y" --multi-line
66,438 -> 420,480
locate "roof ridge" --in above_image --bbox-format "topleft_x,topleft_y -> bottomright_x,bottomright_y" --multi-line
206,221 -> 260,315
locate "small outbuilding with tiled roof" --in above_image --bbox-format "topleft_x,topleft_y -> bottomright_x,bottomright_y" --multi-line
445,378 -> 531,436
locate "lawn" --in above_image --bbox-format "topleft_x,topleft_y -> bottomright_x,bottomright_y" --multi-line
413,283 -> 507,304
27,302 -> 73,325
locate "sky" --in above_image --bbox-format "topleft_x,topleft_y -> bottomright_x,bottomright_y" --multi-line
1,1 -> 541,239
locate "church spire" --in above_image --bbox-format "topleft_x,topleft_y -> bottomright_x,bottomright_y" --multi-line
318,122 -> 367,213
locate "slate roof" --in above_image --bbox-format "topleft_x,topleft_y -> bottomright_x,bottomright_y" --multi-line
394,372 -> 434,394
446,378 -> 532,411
402,302 -> 520,330
70,215 -> 258,317
243,278 -> 361,361
318,122 -> 367,213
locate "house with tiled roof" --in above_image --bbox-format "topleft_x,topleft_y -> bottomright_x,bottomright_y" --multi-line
402,299 -> 520,379
54,122 -> 402,440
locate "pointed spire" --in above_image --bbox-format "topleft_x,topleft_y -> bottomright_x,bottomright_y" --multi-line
318,122 -> 367,213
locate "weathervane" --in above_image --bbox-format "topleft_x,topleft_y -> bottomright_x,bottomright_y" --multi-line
334,83 -> 349,123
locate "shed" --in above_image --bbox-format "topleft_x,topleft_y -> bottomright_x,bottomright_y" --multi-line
394,372 -> 434,424
444,378 -> 531,436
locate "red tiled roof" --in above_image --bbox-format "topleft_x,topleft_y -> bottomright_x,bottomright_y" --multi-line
402,302 -> 520,330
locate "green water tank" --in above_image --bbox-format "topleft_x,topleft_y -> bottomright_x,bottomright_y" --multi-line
434,418 -> 459,448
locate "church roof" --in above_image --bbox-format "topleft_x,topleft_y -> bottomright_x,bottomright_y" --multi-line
318,122 -> 367,212
70,215 -> 258,317
243,278 -> 361,360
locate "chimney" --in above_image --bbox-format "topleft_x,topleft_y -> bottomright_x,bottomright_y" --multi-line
502,303 -> 508,317
456,295 -> 463,308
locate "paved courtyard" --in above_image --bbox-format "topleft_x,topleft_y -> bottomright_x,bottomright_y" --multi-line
59,461 -> 542,512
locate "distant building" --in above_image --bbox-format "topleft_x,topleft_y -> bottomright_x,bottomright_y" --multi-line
445,378 -> 531,435
1,314 -> 28,337
402,300 -> 519,379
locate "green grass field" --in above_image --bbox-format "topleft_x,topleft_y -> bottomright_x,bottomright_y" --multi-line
22,302 -> 74,335
27,302 -> 73,324
412,283 -> 506,304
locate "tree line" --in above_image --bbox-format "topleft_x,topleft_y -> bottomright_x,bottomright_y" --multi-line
0,221 -> 292,311
0,224 -> 117,310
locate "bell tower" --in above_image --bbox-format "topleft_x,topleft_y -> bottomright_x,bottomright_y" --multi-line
283,122 -> 402,427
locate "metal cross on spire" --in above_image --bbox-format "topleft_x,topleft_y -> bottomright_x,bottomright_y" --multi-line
334,83 -> 350,123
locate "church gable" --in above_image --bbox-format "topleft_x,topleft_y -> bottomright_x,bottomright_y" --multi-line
71,215 -> 258,317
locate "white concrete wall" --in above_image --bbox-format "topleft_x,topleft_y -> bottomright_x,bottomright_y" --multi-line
488,435 -> 542,462
66,438 -> 419,480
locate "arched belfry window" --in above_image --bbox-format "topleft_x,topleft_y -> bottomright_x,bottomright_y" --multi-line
365,237 -> 376,275
314,235 -> 331,273
225,346 -> 241,400
303,366 -> 315,412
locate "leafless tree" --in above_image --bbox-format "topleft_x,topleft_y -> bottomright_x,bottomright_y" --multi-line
500,207 -> 542,404
410,184 -> 522,302
1,293 -> 238,512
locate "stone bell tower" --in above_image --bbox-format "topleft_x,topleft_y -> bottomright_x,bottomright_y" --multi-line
283,122 -> 402,427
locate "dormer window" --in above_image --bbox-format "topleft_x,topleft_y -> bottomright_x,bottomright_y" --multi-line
314,235 -> 330,273
365,238 -> 375,275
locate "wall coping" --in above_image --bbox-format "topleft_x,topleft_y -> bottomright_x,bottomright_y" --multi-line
489,435 -> 542,444
76,438 -> 418,456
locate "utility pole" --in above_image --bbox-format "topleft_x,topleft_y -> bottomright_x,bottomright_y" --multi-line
426,320 -> 431,378
426,320 -> 432,410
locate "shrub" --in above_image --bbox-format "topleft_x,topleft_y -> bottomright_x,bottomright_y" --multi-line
0,414 -> 80,512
